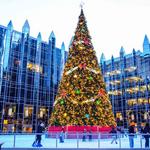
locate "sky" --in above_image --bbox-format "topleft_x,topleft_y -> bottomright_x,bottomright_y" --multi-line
0,0 -> 150,60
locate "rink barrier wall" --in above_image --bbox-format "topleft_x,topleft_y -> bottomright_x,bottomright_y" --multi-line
0,133 -> 150,149
2,148 -> 150,150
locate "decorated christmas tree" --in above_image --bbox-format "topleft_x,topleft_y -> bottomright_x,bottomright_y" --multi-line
50,8 -> 116,126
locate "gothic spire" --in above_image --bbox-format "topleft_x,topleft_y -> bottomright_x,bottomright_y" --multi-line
22,19 -> 30,34
37,32 -> 42,42
49,31 -> 55,41
61,42 -> 65,51
7,20 -> 13,31
100,53 -> 106,64
143,34 -> 150,55
143,34 -> 149,45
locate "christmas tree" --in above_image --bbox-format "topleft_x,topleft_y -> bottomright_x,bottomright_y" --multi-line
50,8 -> 116,126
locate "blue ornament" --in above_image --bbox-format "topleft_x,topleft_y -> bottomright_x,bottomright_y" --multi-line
85,114 -> 90,119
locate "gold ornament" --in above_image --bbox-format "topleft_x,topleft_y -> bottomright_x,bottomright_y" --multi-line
74,74 -> 77,78
78,45 -> 84,50
63,113 -> 67,117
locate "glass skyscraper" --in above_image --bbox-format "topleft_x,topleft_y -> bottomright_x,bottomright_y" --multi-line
100,35 -> 150,128
0,20 -> 68,132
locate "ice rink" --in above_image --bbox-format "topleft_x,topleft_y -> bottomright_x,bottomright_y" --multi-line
0,133 -> 147,149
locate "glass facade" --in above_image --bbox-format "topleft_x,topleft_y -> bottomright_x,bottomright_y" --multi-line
100,35 -> 150,128
0,21 -> 68,132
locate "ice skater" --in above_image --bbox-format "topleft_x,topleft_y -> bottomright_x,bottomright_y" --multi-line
32,121 -> 45,147
82,129 -> 87,142
128,122 -> 135,148
88,130 -> 92,141
142,123 -> 150,148
110,126 -> 118,144
59,130 -> 65,143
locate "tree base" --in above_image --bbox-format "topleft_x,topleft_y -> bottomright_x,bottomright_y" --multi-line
47,126 -> 112,139
48,125 -> 111,133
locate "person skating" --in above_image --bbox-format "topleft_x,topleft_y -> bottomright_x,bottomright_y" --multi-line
128,122 -> 135,148
59,127 -> 65,143
82,129 -> 87,142
110,126 -> 118,144
143,123 -> 150,148
32,121 -> 45,147
88,130 -> 92,141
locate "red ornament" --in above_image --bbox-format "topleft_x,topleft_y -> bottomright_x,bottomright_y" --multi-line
84,39 -> 89,45
79,63 -> 86,69
98,88 -> 106,96
60,90 -> 67,98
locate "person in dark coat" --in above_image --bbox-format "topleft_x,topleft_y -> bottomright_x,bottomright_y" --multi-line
110,126 -> 118,144
88,130 -> 92,141
32,122 -> 44,147
128,122 -> 135,148
59,127 -> 65,143
143,123 -> 150,148
17,121 -> 22,133
82,129 -> 87,142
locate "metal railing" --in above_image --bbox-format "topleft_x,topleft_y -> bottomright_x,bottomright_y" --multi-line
0,132 -> 150,149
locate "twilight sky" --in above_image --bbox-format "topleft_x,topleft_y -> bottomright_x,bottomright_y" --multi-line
0,0 -> 150,60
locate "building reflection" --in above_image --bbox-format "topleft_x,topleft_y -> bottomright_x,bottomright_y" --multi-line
0,21 -> 67,132
100,36 -> 150,128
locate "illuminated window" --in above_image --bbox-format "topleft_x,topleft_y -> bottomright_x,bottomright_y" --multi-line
27,62 -> 42,73
108,90 -> 122,95
128,99 -> 137,106
24,106 -> 33,118
38,108 -> 46,118
124,66 -> 137,72
125,76 -> 143,82
110,80 -> 120,85
116,112 -> 123,120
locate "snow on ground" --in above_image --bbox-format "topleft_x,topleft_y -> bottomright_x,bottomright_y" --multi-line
0,134 -> 146,149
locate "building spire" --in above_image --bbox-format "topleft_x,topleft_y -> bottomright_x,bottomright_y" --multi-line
61,42 -> 65,51
49,31 -> 55,41
100,53 -> 106,64
143,34 -> 149,44
22,19 -> 30,34
7,20 -> 13,31
143,34 -> 150,55
37,32 -> 42,42
120,46 -> 124,53
120,46 -> 125,57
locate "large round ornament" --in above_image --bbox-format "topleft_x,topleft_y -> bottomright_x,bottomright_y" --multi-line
88,76 -> 93,80
60,99 -> 64,105
96,99 -> 101,105
63,113 -> 67,117
85,114 -> 90,119
75,89 -> 81,94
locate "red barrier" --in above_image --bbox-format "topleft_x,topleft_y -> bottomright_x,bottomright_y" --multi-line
48,126 -> 111,133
